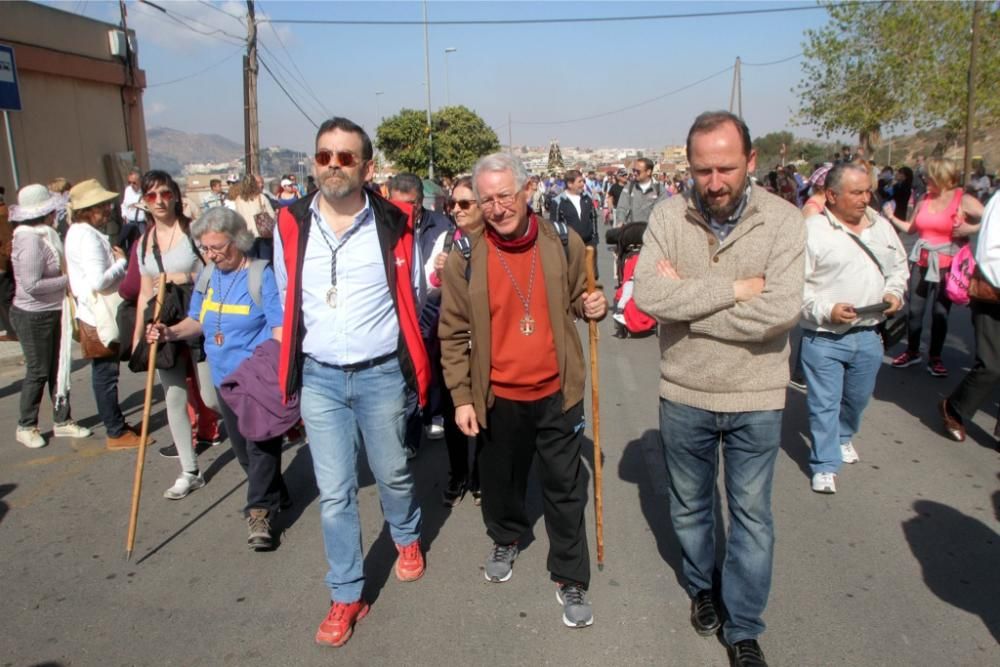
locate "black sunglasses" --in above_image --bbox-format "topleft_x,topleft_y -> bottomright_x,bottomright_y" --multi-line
449,198 -> 475,211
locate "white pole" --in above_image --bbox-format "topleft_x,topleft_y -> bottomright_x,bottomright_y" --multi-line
3,110 -> 19,190
422,0 -> 435,179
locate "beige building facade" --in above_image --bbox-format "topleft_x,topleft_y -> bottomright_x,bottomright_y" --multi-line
0,2 -> 147,195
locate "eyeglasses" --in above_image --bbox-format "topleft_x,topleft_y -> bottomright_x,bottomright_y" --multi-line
449,198 -> 476,211
480,193 -> 516,212
315,149 -> 361,168
143,189 -> 174,204
198,240 -> 233,256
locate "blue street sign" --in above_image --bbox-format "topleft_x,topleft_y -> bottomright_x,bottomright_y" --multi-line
0,44 -> 22,112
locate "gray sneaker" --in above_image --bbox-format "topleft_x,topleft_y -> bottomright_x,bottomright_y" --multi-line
247,509 -> 273,551
557,584 -> 593,628
484,542 -> 518,582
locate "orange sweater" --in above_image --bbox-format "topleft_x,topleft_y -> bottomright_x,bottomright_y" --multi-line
487,239 -> 560,401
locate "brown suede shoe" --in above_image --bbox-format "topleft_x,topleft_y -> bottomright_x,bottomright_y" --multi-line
106,431 -> 143,450
939,400 -> 966,442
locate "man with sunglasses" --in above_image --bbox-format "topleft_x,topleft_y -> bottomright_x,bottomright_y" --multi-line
388,173 -> 452,454
439,152 -> 608,629
615,157 -> 666,226
273,117 -> 431,649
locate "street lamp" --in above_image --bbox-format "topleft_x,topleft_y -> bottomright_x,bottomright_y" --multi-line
374,90 -> 384,126
444,47 -> 457,107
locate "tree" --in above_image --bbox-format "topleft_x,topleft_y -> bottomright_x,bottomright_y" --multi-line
752,131 -> 833,176
376,106 -> 499,178
795,1 -> 999,151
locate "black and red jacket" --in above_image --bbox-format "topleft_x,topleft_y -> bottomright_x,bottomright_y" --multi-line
276,191 -> 430,407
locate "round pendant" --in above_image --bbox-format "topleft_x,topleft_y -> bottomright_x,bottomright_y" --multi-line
214,331 -> 225,346
326,285 -> 338,308
519,315 -> 535,336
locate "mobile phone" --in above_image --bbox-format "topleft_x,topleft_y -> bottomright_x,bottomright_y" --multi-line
853,302 -> 890,316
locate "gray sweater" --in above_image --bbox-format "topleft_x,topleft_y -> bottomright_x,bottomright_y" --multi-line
633,184 -> 805,412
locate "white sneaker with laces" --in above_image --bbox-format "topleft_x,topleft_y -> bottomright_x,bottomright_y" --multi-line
54,422 -> 93,439
163,471 -> 206,499
811,472 -> 836,494
16,427 -> 46,449
840,442 -> 859,464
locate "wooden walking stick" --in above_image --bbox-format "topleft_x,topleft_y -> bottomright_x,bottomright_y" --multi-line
126,273 -> 167,560
584,247 -> 605,569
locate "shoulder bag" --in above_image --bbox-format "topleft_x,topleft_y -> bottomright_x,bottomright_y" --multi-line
254,196 -> 276,239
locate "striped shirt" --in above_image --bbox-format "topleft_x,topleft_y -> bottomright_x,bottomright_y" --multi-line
11,227 -> 66,312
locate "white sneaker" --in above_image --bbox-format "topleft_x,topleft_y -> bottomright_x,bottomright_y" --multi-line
426,416 -> 445,440
54,422 -> 93,439
840,442 -> 859,464
163,471 -> 206,500
16,427 -> 46,449
811,472 -> 837,494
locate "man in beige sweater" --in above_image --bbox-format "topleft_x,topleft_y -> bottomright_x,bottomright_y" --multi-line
633,111 -> 805,667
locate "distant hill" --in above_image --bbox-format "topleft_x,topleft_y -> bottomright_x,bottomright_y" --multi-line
147,127 -> 243,174
873,125 -> 1000,171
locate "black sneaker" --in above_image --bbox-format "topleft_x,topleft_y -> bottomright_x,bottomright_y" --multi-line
158,444 -> 179,458
691,589 -> 721,636
247,509 -> 273,551
730,639 -> 768,667
442,479 -> 466,507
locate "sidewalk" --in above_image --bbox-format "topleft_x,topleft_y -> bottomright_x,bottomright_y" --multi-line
0,338 -> 23,369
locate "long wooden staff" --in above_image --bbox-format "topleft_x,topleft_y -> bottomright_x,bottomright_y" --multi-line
126,273 -> 167,560
584,248 -> 605,570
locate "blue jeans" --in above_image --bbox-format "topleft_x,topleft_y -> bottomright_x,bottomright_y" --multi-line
800,328 -> 883,475
659,398 -> 782,645
91,357 -> 127,438
300,355 -> 421,603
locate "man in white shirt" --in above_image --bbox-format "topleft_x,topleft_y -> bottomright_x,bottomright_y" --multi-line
800,163 -> 909,494
120,168 -> 145,229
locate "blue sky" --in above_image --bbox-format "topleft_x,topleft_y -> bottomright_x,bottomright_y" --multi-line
50,1 -> 836,151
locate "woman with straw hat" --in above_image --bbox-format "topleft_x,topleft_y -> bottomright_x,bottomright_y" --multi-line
66,179 -> 144,450
8,184 -> 92,448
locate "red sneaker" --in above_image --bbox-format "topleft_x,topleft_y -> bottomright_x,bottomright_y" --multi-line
891,350 -> 921,368
927,357 -> 948,377
394,539 -> 425,582
315,600 -> 369,647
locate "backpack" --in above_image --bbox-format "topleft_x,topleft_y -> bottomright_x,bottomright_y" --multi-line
194,257 -> 270,308
452,220 -> 570,281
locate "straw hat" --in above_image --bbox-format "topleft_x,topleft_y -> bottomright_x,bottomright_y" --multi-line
69,179 -> 119,211
8,184 -> 62,222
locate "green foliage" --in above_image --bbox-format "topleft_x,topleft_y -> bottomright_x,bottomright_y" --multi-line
796,1 -> 999,150
376,106 -> 500,178
753,131 -> 833,175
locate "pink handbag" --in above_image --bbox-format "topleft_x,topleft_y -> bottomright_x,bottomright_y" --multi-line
944,244 -> 975,306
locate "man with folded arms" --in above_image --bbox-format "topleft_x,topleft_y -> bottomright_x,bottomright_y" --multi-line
634,111 -> 804,667
800,163 -> 908,494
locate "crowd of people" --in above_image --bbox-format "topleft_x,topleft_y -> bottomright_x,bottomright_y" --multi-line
1,109 -> 998,667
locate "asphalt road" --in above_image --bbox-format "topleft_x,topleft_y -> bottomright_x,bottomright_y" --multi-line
1,248 -> 998,667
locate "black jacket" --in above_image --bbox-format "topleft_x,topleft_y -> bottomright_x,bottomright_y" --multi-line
553,193 -> 598,246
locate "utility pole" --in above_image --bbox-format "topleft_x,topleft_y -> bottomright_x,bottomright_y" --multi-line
508,112 -> 512,153
728,56 -> 742,118
962,1 -> 981,186
422,0 -> 435,179
244,0 -> 259,177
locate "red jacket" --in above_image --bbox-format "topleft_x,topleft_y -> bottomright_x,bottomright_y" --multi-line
276,192 -> 430,407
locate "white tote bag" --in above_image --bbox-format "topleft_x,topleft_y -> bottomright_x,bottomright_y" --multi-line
89,289 -> 124,346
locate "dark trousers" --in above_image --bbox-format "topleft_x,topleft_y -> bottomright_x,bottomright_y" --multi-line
10,307 -> 71,427
479,393 -> 590,588
217,393 -> 288,515
906,264 -> 952,357
91,356 -> 127,438
0,271 -> 15,334
441,383 -> 483,490
948,300 -> 1000,419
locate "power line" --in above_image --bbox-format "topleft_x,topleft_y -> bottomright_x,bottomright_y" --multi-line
197,0 -> 245,25
161,2 -> 246,41
146,48 -> 243,87
257,1 -> 330,117
510,52 -> 804,126
135,1 -> 245,47
258,42 -> 329,119
258,53 -> 318,128
263,3 -> 832,26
